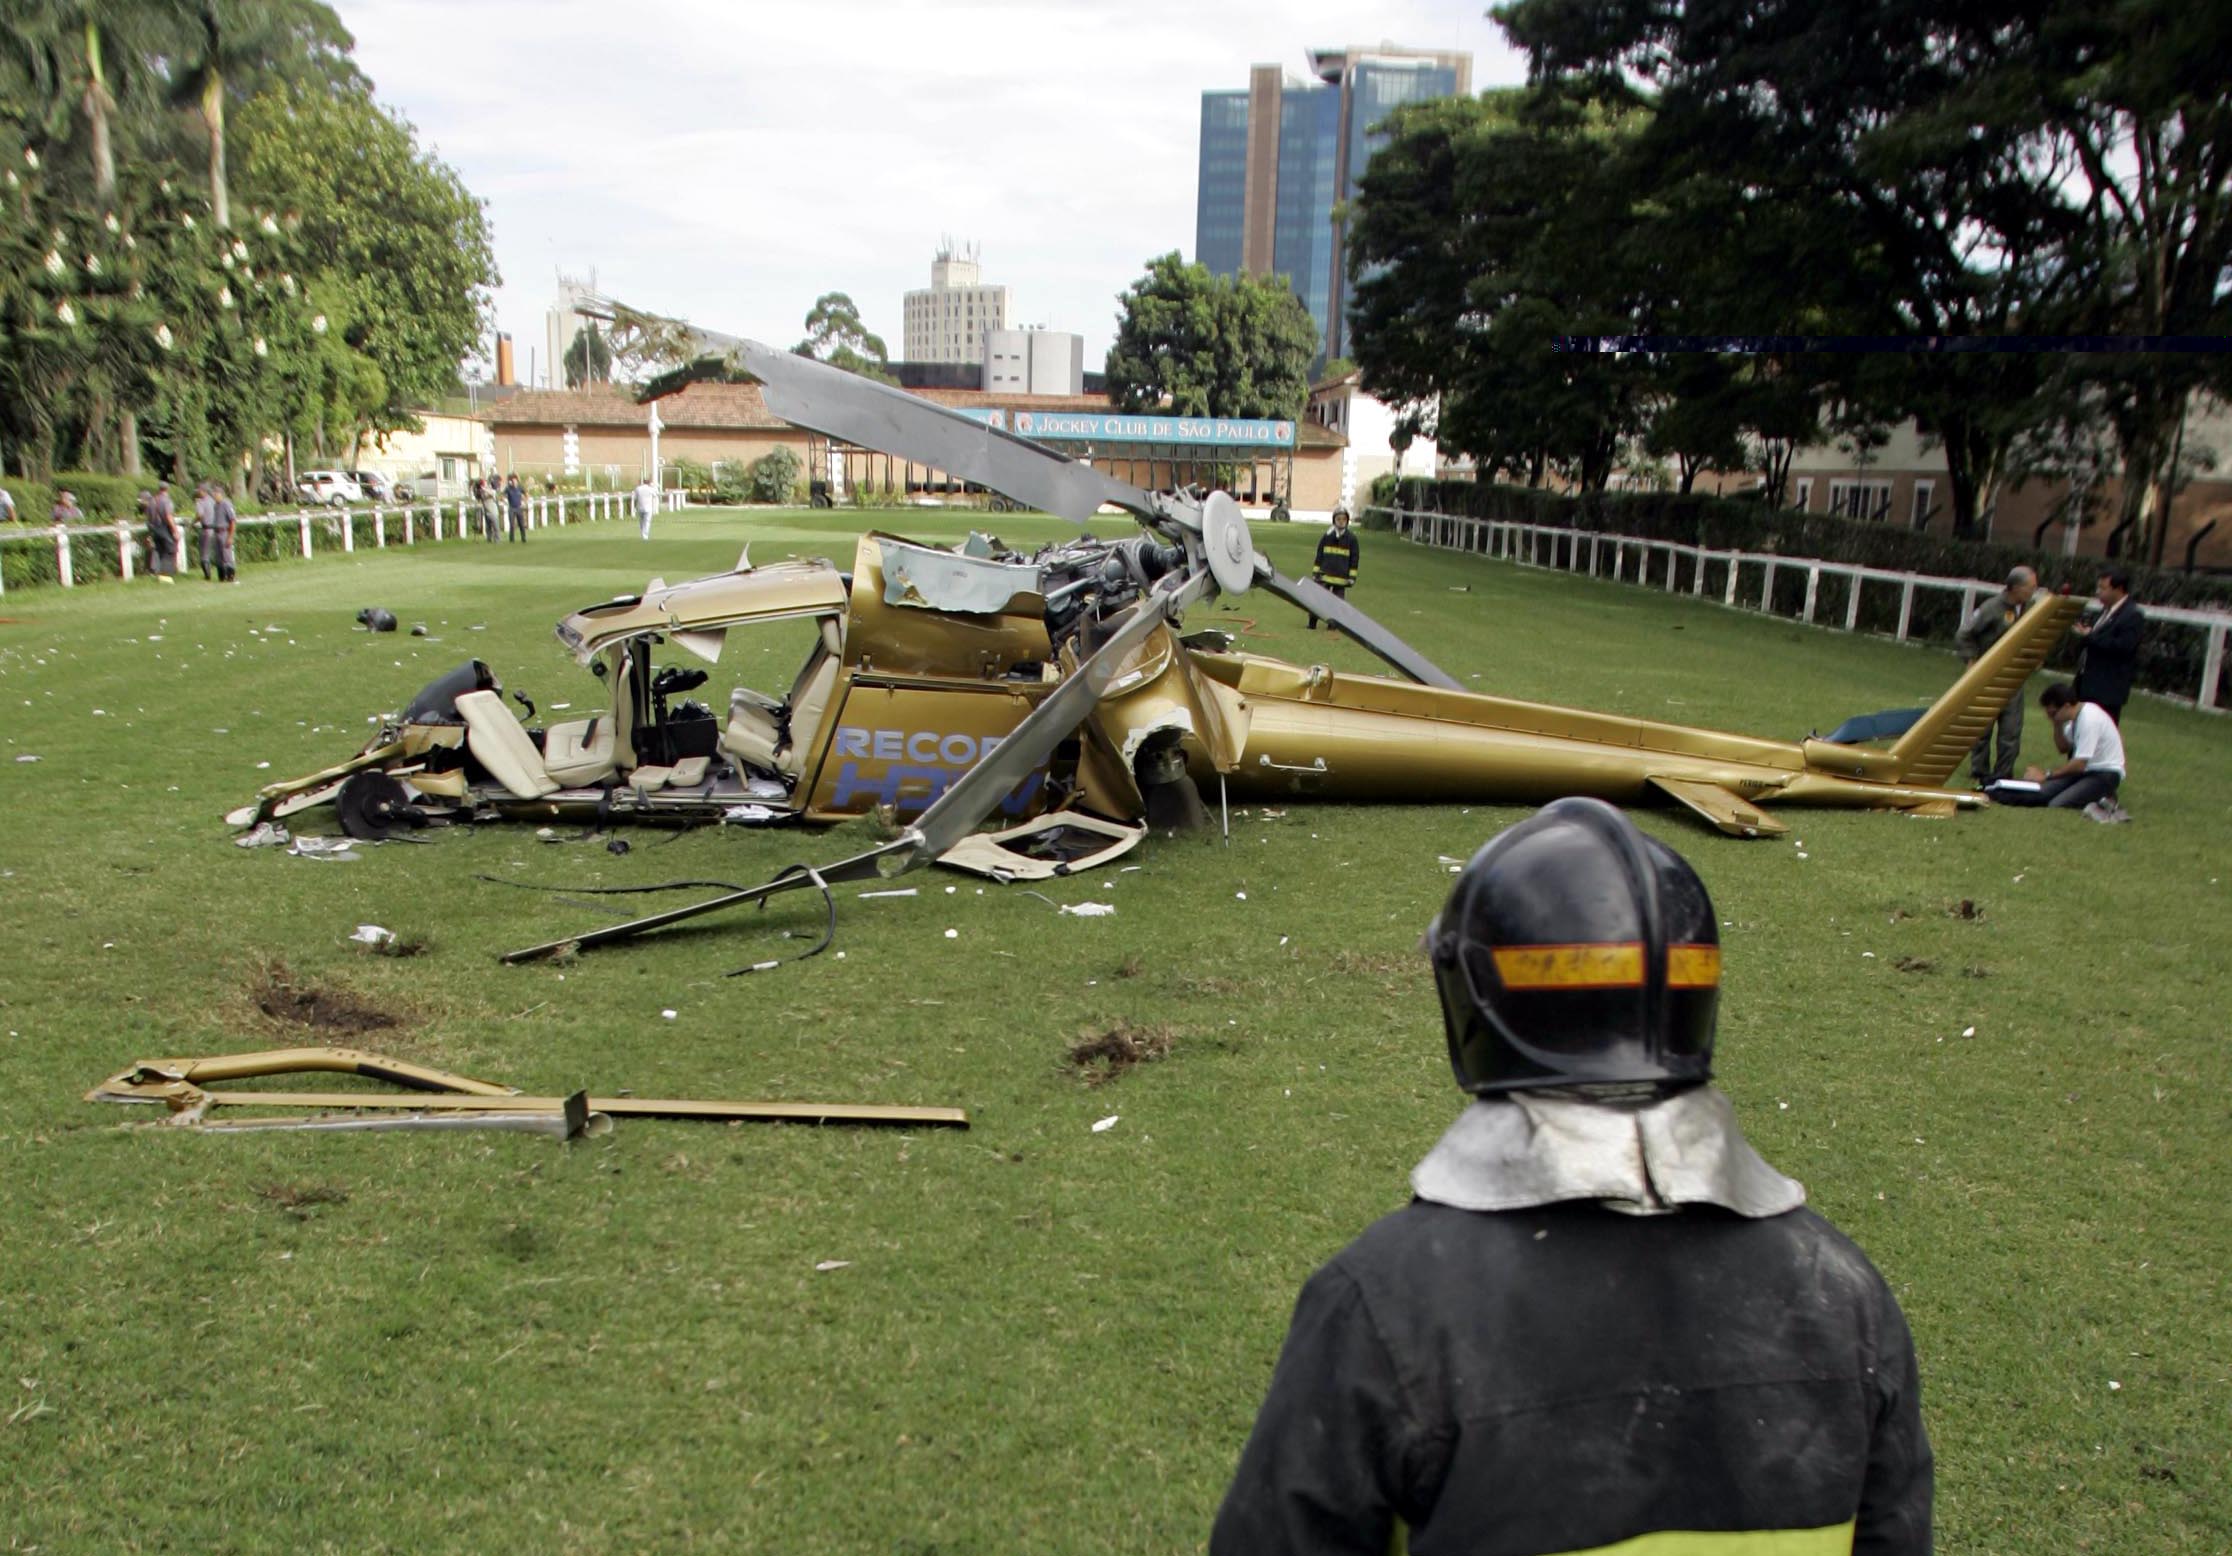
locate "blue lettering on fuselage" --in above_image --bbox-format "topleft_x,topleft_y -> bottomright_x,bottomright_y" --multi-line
828,725 -> 1041,816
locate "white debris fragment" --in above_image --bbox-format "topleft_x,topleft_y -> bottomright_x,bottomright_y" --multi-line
859,888 -> 918,899
348,925 -> 395,946
815,1260 -> 852,1273
2108,1380 -> 2122,1391
1091,1115 -> 1119,1133
945,886 -> 957,894
1961,1026 -> 1976,1038
1059,901 -> 1117,917
661,1009 -> 678,1020
943,928 -> 959,939
1235,891 -> 1248,901
91,708 -> 107,717
1279,936 -> 1289,946
286,837 -> 358,861
255,761 -> 271,770
1795,852 -> 1809,860
13,754 -> 38,763
234,822 -> 291,849
720,804 -> 781,825
1862,951 -> 1876,959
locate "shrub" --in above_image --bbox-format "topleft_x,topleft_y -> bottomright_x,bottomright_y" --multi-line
748,446 -> 803,505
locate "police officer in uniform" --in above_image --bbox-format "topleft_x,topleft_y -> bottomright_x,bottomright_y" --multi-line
1309,507 -> 1361,629
1212,798 -> 1932,1555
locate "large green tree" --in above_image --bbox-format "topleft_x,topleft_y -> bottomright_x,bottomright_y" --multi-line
1103,253 -> 1316,421
233,83 -> 496,439
794,292 -> 890,380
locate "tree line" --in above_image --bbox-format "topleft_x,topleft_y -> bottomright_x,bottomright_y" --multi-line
1342,0 -> 2231,565
0,1 -> 497,496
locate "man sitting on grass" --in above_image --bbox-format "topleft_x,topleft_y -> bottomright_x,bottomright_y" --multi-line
1992,682 -> 2128,820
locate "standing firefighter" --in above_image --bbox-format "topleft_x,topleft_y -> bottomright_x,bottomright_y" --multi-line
1212,798 -> 1933,1555
1955,565 -> 2039,785
1309,507 -> 1360,629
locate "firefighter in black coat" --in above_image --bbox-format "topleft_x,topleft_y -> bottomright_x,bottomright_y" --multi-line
2073,567 -> 2145,724
1309,508 -> 1361,629
1212,798 -> 1933,1555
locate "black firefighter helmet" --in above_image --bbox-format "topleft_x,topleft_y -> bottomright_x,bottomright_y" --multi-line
1429,797 -> 1719,1096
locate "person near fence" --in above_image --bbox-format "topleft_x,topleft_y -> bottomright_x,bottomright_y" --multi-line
634,475 -> 659,541
1954,565 -> 2038,786
142,481 -> 180,581
1990,683 -> 2127,820
0,484 -> 16,522
2073,568 -> 2144,725
51,489 -> 82,526
209,483 -> 239,582
504,473 -> 527,542
476,475 -> 500,543
1308,507 -> 1360,629
1211,799 -> 1933,1555
193,484 -> 217,578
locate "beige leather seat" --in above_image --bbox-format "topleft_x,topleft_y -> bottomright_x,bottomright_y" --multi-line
543,715 -> 618,787
781,654 -> 839,777
454,689 -> 560,799
723,687 -> 783,771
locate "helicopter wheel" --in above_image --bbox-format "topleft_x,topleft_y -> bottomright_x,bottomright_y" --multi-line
1269,504 -> 1291,524
337,771 -> 425,841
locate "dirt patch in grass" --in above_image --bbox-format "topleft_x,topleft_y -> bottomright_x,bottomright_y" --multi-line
256,1181 -> 349,1216
1114,953 -> 1145,980
1947,898 -> 1986,920
1066,1022 -> 1175,1086
1894,956 -> 1935,974
247,958 -> 402,1037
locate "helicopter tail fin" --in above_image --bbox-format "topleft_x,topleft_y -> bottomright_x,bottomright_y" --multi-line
1889,594 -> 2084,788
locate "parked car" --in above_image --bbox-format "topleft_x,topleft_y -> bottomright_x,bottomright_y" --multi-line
297,470 -> 364,507
348,470 -> 397,503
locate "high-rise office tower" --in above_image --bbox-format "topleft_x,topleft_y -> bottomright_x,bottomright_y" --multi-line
1195,45 -> 1471,367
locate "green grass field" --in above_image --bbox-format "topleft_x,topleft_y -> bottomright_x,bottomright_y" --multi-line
2,506 -> 2226,1553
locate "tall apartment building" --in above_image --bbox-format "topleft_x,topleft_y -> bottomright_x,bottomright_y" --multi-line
902,243 -> 1013,365
1196,44 -> 1471,366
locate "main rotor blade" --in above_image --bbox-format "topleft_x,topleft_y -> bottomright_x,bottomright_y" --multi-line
499,842 -> 907,963
734,340 -> 1162,527
1253,562 -> 1463,690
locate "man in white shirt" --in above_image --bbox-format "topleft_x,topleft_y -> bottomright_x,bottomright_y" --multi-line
2018,682 -> 2128,819
633,477 -> 659,541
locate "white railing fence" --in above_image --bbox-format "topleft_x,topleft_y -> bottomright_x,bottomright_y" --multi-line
0,488 -> 691,596
1372,505 -> 2229,714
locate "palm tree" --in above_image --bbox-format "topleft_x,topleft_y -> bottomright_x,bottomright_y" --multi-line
170,1 -> 359,230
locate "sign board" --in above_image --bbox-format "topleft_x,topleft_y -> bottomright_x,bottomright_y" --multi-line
1010,411 -> 1295,447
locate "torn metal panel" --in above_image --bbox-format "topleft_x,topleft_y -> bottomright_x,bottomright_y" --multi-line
878,539 -> 1044,615
937,811 -> 1146,880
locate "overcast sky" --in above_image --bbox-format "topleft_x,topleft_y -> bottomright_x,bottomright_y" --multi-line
342,0 -> 1523,384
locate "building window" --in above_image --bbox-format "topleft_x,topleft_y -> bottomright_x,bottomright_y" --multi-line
1827,479 -> 1893,521
1911,480 -> 1935,531
1793,478 -> 1812,511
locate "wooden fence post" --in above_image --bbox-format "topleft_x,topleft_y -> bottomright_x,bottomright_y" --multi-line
116,521 -> 134,581
55,524 -> 73,588
1844,572 -> 1862,631
1896,576 -> 1917,641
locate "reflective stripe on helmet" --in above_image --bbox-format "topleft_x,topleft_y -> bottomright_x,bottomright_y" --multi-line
1488,942 -> 1721,992
1490,944 -> 1645,990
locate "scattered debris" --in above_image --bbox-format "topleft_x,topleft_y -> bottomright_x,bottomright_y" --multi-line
86,1047 -> 969,1132
13,754 -> 38,764
410,624 -> 430,637
1058,901 -> 1117,918
234,821 -> 291,849
1948,899 -> 1984,920
347,925 -> 397,947
1961,1026 -> 1977,1038
721,804 -> 782,825
943,928 -> 959,939
1068,1022 -> 1175,1085
1893,956 -> 1934,974
1090,1114 -> 1120,1133
815,1260 -> 852,1273
287,836 -> 360,862
606,837 -> 631,856
356,608 -> 398,633
859,888 -> 917,900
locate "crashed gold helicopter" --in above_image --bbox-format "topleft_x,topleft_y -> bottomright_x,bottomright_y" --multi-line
230,328 -> 2078,962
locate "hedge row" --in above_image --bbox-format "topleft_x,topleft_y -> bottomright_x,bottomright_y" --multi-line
1375,476 -> 2229,706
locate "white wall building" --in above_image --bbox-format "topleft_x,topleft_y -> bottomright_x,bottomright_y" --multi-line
903,243 -> 1013,365
1307,371 -> 1439,511
984,327 -> 1084,395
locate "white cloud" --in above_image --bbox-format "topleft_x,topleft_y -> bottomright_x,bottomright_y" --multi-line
343,0 -> 1523,381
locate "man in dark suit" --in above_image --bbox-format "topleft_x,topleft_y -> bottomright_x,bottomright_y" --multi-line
2074,567 -> 2144,724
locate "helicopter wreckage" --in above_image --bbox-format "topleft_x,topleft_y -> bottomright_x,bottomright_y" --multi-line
230,334 -> 2080,964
